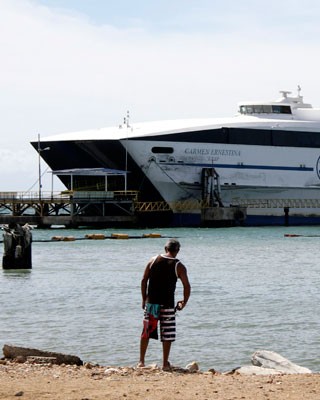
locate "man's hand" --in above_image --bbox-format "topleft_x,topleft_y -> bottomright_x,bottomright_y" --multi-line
175,300 -> 187,311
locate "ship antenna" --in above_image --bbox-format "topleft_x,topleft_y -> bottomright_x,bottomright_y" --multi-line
124,110 -> 130,128
297,85 -> 301,97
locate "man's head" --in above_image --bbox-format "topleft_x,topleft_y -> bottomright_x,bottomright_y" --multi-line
165,238 -> 180,254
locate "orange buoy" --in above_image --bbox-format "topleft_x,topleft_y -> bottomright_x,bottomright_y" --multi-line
62,236 -> 75,241
111,233 -> 129,239
51,236 -> 64,241
85,234 -> 106,240
149,233 -> 162,238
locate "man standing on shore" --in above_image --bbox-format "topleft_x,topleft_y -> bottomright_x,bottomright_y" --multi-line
138,238 -> 191,371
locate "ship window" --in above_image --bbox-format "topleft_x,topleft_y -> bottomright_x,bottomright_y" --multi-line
253,105 -> 263,113
272,105 -> 281,114
229,128 -> 272,145
262,105 -> 272,113
281,105 -> 291,114
239,104 -> 292,115
238,105 -> 254,114
273,130 -> 320,147
246,106 -> 254,114
271,105 -> 292,114
152,146 -> 174,154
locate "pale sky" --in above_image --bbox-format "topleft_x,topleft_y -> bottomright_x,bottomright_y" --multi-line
1,0 -> 320,191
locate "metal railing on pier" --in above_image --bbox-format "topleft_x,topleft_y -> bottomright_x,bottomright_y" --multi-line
232,198 -> 320,209
0,190 -> 139,202
0,190 -> 140,220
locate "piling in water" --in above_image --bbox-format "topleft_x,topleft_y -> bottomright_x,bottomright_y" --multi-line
2,223 -> 32,269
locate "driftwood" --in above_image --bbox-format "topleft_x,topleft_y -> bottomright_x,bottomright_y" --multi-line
3,344 -> 83,366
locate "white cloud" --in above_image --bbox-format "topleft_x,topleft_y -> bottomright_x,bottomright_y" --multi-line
1,0 -> 320,190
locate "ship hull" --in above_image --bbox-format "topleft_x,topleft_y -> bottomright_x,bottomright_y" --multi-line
32,133 -> 320,226
124,135 -> 320,226
31,89 -> 320,226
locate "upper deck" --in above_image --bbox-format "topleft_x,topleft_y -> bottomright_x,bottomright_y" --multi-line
35,88 -> 320,146
238,89 -> 320,121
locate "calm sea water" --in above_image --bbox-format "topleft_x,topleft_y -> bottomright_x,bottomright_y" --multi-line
1,226 -> 319,372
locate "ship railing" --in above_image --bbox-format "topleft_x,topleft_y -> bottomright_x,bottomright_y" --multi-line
135,200 -> 203,212
134,199 -> 218,212
232,198 -> 320,209
171,199 -> 203,211
134,201 -> 172,212
170,199 -> 226,211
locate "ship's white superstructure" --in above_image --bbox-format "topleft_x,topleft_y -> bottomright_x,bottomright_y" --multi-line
34,88 -> 320,225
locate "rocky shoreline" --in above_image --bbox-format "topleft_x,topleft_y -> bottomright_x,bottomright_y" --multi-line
1,345 -> 319,399
1,359 -> 319,400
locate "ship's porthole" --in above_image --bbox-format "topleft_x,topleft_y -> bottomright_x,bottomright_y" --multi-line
316,156 -> 320,179
152,147 -> 174,154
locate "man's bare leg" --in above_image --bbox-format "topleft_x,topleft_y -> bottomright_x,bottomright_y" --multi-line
162,341 -> 172,370
139,338 -> 149,367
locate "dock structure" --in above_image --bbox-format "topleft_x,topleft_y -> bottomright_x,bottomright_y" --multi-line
0,190 -> 140,228
0,190 -> 248,228
0,167 -> 247,228
2,188 -> 320,228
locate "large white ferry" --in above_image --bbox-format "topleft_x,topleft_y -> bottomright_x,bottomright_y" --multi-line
32,87 -> 320,226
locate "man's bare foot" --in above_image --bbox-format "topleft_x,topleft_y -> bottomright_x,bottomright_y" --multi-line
162,362 -> 172,371
137,362 -> 145,368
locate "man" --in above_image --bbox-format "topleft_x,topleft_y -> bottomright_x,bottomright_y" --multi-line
138,238 -> 191,371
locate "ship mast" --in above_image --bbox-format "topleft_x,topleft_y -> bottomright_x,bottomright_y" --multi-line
123,110 -> 130,192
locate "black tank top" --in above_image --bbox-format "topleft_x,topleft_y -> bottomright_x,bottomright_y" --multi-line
147,255 -> 179,307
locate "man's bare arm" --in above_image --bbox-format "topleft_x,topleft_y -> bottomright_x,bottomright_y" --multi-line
177,263 -> 191,310
141,262 -> 151,309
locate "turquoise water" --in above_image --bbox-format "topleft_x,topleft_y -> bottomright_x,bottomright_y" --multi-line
1,226 -> 319,372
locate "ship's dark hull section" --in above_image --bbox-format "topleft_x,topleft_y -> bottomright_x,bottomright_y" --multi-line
30,139 -> 163,201
130,127 -> 320,148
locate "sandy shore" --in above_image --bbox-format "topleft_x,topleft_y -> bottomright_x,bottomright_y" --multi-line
0,361 -> 319,400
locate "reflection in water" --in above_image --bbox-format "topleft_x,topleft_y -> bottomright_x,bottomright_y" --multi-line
2,269 -> 32,279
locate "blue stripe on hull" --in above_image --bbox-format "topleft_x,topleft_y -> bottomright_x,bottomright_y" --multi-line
170,212 -> 320,227
244,215 -> 320,226
171,213 -> 202,227
170,162 -> 313,172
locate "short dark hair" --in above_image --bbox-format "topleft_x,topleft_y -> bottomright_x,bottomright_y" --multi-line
165,238 -> 180,252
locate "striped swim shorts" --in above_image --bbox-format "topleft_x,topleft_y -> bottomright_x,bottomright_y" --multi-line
141,305 -> 176,342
